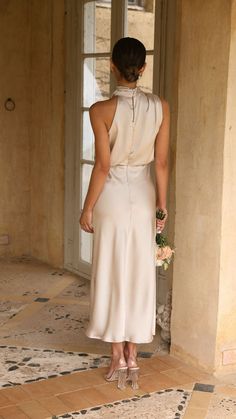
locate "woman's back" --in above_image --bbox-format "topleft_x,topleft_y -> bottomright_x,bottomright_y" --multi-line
108,86 -> 163,166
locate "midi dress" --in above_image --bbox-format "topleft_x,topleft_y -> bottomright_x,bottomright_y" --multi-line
85,85 -> 163,343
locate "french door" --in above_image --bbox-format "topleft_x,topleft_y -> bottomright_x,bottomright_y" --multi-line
64,0 -> 167,278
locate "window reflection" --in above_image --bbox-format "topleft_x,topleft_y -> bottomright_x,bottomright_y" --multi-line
84,0 -> 111,54
83,58 -> 110,107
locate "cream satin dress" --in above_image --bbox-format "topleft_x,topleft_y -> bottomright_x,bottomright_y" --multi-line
85,85 -> 163,343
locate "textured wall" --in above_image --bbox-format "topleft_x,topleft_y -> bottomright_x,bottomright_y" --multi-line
217,0 -> 236,373
30,0 -> 65,267
0,0 -> 31,257
0,0 -> 65,267
171,0 -> 231,372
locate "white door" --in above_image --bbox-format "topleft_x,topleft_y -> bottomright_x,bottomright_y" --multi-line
64,0 -> 166,280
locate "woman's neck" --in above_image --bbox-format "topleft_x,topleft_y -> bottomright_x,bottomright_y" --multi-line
116,80 -> 137,89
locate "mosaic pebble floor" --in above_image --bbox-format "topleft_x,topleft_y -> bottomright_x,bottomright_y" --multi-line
0,345 -> 110,387
206,393 -> 236,418
54,389 -> 191,418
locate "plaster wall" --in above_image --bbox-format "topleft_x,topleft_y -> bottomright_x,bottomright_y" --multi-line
217,0 -> 236,373
0,0 -> 31,257
171,0 -> 231,372
30,0 -> 64,267
0,0 -> 64,267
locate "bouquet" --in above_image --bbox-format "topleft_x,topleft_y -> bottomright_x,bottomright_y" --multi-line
155,208 -> 175,270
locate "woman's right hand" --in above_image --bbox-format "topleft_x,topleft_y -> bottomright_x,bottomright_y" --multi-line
79,208 -> 94,233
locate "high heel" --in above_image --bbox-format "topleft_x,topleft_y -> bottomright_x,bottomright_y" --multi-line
105,366 -> 128,389
104,359 -> 128,389
117,367 -> 128,389
126,357 -> 140,389
127,366 -> 140,389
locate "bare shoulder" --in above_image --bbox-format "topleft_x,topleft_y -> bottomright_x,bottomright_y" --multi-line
89,97 -> 117,130
89,97 -> 117,116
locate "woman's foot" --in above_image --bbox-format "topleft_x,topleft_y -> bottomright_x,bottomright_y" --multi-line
124,342 -> 140,389
105,343 -> 128,389
105,355 -> 127,380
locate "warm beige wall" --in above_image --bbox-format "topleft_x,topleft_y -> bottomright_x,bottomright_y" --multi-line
30,0 -> 65,267
0,0 -> 65,267
0,0 -> 31,257
217,0 -> 236,373
171,0 -> 231,372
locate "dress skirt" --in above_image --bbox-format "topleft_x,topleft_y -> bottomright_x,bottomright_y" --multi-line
85,163 -> 157,343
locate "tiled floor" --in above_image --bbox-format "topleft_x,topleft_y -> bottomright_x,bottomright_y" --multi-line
0,256 -> 235,418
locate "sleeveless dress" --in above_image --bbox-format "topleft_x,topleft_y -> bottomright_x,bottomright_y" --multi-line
85,85 -> 163,343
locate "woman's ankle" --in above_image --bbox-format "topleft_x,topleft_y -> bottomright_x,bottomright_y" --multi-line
127,356 -> 138,368
111,354 -> 126,365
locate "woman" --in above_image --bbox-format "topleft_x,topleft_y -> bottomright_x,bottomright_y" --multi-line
79,37 -> 170,390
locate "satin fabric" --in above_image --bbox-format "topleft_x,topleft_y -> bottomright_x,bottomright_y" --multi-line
85,86 -> 163,343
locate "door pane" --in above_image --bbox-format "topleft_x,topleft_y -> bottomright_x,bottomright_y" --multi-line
83,57 -> 110,107
80,164 -> 94,263
80,229 -> 93,264
82,111 -> 95,161
127,0 -> 155,50
84,0 -> 111,53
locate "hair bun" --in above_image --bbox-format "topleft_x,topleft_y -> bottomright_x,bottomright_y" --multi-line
123,66 -> 139,82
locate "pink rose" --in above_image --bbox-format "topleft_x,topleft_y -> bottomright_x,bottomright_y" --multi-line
156,246 -> 173,261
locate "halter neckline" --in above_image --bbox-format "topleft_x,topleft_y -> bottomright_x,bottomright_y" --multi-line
113,85 -> 140,97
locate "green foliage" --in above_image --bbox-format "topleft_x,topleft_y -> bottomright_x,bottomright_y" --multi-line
156,233 -> 168,247
156,208 -> 166,220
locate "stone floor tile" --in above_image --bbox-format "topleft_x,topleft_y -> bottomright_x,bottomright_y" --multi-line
193,383 -> 214,392
137,372 -> 178,393
161,367 -> 198,384
174,381 -> 195,391
101,381 -> 146,397
139,357 -> 175,374
178,364 -> 212,380
0,391 -> 13,408
0,387 -> 32,404
183,407 -> 208,418
78,385 -> 124,406
17,399 -> 52,419
0,404 -> 30,419
37,395 -> 72,415
57,390 -> 92,410
21,381 -> 57,399
215,384 -> 236,397
31,376 -> 78,396
188,390 -> 213,409
157,354 -> 186,368
63,369 -> 107,387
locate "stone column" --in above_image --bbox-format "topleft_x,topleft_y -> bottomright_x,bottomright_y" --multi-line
171,0 -> 236,375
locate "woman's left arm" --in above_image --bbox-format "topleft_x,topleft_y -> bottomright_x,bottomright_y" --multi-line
79,103 -> 111,233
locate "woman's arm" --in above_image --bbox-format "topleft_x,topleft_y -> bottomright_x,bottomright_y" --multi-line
154,98 -> 170,232
79,103 -> 111,233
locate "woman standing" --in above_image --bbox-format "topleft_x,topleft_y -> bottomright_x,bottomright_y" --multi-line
79,37 -> 170,390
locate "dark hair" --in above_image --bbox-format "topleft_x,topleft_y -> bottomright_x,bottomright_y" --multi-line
112,37 -> 146,82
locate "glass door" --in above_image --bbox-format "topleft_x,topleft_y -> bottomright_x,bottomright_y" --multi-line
65,0 -> 163,278
80,1 -> 112,273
